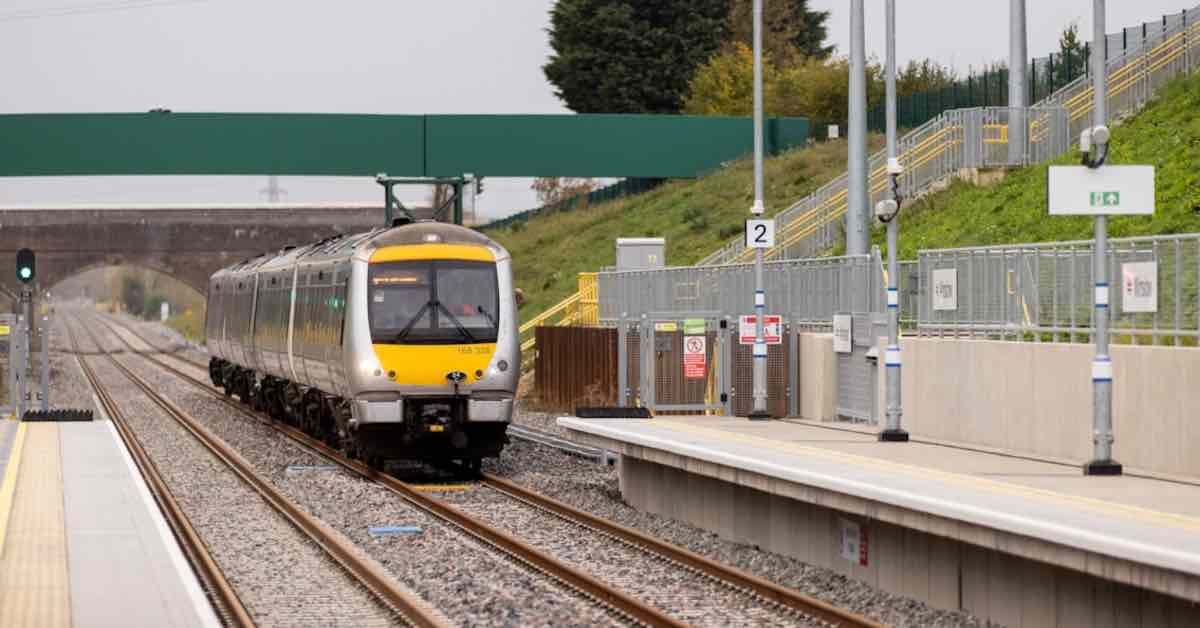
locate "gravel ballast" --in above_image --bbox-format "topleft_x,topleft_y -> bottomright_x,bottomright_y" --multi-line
72,310 -> 994,627
100,319 -> 626,628
78,348 -> 402,626
492,423 -> 991,628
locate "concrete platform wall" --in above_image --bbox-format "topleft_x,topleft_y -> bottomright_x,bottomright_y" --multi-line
620,455 -> 1200,627
795,333 -> 837,421
872,338 -> 1200,479
791,333 -> 1199,478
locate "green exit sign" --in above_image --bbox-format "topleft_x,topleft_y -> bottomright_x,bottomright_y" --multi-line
1090,191 -> 1121,207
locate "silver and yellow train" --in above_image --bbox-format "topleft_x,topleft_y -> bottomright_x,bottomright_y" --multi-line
204,221 -> 519,471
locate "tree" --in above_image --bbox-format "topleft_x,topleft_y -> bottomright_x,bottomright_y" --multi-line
543,0 -> 730,113
896,59 -> 957,98
1052,22 -> 1087,90
682,43 -> 759,117
683,44 -> 884,124
121,275 -> 146,317
531,177 -> 599,207
726,0 -> 832,62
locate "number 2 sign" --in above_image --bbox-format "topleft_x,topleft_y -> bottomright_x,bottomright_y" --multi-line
745,219 -> 776,249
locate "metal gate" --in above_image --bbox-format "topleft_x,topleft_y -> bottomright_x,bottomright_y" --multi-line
836,312 -> 878,423
730,322 -> 791,418
618,313 -> 730,415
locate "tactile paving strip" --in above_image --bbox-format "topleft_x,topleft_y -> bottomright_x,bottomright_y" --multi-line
0,423 -> 71,628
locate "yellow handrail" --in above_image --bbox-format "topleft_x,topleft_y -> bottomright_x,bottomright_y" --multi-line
520,272 -> 600,370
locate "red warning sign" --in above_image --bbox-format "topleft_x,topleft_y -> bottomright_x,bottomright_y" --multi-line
683,336 -> 706,379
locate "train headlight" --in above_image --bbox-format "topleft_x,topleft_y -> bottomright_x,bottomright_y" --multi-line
359,359 -> 382,377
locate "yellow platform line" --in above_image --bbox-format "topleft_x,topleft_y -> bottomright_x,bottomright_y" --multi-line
652,418 -> 1200,532
0,422 -> 29,558
0,424 -> 71,628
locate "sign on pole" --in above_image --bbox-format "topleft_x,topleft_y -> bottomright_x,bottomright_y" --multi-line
1048,165 -> 1155,216
683,335 -> 706,379
745,219 -> 776,249
931,268 -> 958,311
1121,261 -> 1158,313
833,314 -> 853,354
739,315 -> 781,345
682,318 -> 706,335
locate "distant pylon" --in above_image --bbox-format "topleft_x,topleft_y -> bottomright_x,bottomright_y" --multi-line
260,176 -> 287,203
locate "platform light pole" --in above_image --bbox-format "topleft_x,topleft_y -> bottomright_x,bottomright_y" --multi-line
1084,0 -> 1121,476
1009,0 -> 1029,165
877,0 -> 908,442
749,0 -> 769,421
845,0 -> 869,256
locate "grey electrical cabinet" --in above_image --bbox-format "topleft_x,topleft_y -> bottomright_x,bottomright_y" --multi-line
616,238 -> 666,271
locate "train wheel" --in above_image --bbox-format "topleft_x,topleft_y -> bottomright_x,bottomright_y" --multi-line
342,432 -> 360,460
465,458 -> 482,477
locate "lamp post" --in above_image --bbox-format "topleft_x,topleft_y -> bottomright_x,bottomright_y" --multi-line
878,0 -> 908,442
748,0 -> 770,420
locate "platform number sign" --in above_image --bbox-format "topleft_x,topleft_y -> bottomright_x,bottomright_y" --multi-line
745,219 -> 776,249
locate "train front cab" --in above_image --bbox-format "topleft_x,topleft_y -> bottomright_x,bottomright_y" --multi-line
350,240 -> 515,468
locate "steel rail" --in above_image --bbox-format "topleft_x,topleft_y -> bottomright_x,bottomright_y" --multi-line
480,474 -> 882,628
102,313 -> 879,626
88,313 -> 683,628
72,315 -> 448,628
63,318 -> 256,628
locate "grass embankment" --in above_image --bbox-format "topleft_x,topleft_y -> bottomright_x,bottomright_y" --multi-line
486,136 -> 884,319
878,72 -> 1200,257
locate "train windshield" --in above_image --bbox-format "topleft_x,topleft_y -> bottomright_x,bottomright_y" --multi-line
368,261 -> 499,344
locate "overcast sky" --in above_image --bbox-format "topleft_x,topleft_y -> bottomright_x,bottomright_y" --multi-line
1,0 -> 1194,220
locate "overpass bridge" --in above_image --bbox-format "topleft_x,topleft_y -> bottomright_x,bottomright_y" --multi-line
0,204 -> 383,300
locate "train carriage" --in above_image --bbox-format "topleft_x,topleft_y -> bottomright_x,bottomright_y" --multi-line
204,221 -> 519,470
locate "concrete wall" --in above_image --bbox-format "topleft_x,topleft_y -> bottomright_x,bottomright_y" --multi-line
870,338 -> 1200,479
795,333 -> 837,422
621,455 -> 1200,627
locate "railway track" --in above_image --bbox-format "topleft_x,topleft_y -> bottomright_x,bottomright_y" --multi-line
65,315 -> 447,628
96,312 -> 882,628
85,313 -> 676,627
64,320 -> 254,628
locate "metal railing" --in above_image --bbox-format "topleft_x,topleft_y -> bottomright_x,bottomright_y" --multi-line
518,272 -> 599,369
916,234 -> 1200,344
698,4 -> 1200,267
598,253 -> 881,329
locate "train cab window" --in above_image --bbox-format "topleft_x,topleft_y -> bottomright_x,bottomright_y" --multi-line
369,260 -> 498,345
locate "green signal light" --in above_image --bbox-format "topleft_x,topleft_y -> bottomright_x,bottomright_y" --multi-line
18,267 -> 31,280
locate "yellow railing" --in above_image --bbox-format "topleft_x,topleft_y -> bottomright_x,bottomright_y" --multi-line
519,273 -> 600,364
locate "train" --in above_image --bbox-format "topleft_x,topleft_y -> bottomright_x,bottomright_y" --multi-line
204,221 -> 519,471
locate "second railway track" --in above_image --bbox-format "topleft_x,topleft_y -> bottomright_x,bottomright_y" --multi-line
94,311 -> 881,628
65,315 -> 447,628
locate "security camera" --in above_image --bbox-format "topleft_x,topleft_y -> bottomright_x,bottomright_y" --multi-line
875,199 -> 898,218
887,158 -> 904,176
1092,125 -> 1110,146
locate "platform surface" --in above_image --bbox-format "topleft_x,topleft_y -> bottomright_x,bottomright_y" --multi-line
559,415 -> 1200,579
0,421 -> 220,628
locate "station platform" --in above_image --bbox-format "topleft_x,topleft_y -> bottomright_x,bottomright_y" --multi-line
559,415 -> 1200,627
0,419 -> 220,627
